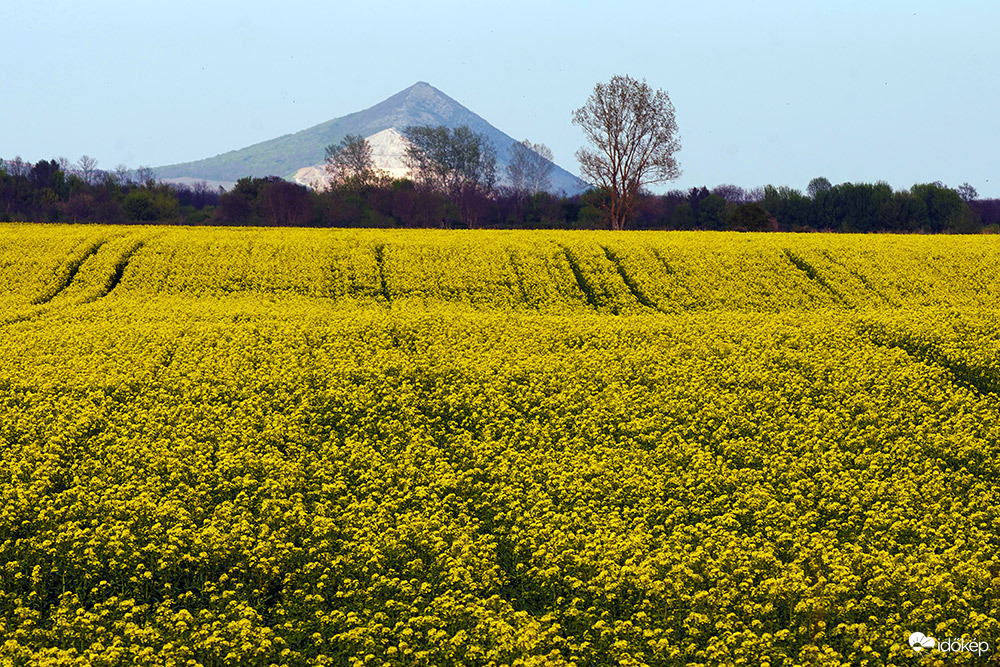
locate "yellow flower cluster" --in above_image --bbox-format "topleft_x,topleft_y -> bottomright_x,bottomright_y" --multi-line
1,224 -> 998,665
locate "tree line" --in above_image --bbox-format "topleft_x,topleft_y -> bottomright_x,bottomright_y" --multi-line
0,72 -> 993,232
1,153 -> 996,232
0,155 -> 218,225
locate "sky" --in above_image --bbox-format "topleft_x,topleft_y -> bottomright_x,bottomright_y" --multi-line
3,0 -> 998,197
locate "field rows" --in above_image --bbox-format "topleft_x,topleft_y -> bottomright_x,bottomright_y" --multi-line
1,225 -> 999,665
4,226 -> 1000,315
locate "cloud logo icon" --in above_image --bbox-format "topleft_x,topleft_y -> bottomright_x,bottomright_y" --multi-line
909,632 -> 936,652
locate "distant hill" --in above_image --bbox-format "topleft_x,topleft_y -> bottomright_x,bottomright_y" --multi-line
154,82 -> 590,195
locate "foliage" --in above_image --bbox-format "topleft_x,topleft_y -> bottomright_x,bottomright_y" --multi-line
806,176 -> 832,199
727,202 -> 774,231
2,154 -> 996,231
324,134 -> 383,191
402,126 -> 498,228
910,182 -> 970,233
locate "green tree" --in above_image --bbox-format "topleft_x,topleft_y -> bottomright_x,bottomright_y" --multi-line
217,177 -> 262,225
875,191 -> 927,231
122,190 -> 159,221
727,202 -> 773,231
910,182 -> 968,233
670,201 -> 695,230
761,185 -> 812,231
324,134 -> 380,190
696,193 -> 727,230
122,186 -> 179,222
825,181 -> 892,232
807,176 -> 832,198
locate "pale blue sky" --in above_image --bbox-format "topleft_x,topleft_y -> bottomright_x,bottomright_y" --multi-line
3,1 -> 997,196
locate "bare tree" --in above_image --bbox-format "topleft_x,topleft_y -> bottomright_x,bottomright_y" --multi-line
113,164 -> 133,186
6,156 -> 30,178
324,134 -> 381,190
76,155 -> 99,185
506,139 -> 554,196
957,182 -> 978,202
135,166 -> 156,185
572,75 -> 681,230
711,184 -> 749,205
259,178 -> 313,226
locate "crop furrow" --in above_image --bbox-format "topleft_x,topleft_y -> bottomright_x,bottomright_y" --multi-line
559,246 -> 600,310
650,248 -> 676,275
782,249 -> 845,303
505,249 -> 533,308
98,242 -> 145,300
819,249 -> 894,306
600,245 -> 662,312
31,240 -> 106,305
374,244 -> 392,303
863,324 -> 1000,397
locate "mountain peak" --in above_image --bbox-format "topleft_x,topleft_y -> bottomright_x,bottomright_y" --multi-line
405,81 -> 444,95
385,80 -> 443,102
155,83 -> 589,194
367,81 -> 470,129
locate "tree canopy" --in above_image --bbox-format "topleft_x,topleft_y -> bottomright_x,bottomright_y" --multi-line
572,74 -> 681,230
402,125 -> 497,227
324,134 -> 380,190
506,139 -> 554,197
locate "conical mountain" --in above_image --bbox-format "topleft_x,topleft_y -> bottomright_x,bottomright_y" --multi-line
155,82 -> 589,195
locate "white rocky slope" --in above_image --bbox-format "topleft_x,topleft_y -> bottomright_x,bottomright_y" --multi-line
293,129 -> 412,190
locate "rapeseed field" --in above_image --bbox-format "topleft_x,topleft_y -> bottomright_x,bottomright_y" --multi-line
1,224 -> 998,665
